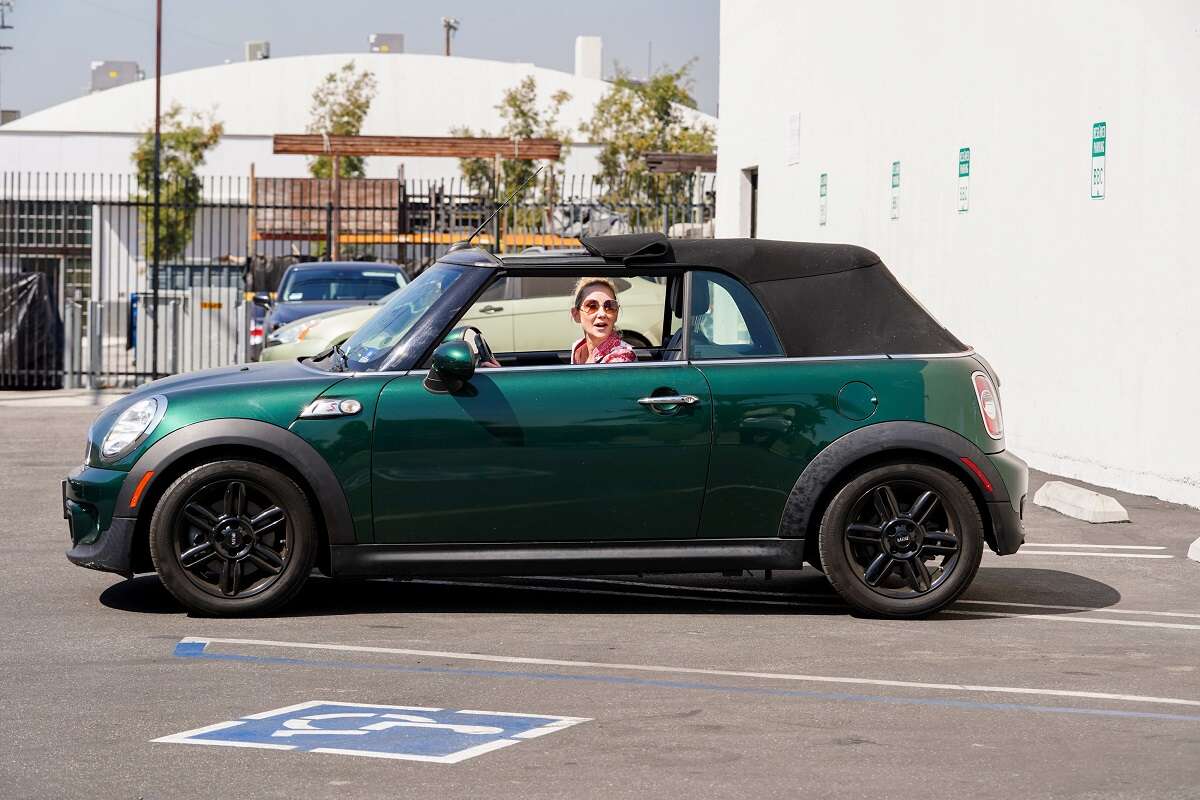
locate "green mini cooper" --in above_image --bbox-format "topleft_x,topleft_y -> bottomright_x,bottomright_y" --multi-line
64,234 -> 1027,618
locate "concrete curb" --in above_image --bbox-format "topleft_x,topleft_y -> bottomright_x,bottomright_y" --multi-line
1033,480 -> 1130,524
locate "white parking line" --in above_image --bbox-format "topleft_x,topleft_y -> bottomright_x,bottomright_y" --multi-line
531,576 -> 1200,620
411,577 -> 1200,633
999,551 -> 1173,559
182,635 -> 1200,710
1020,543 -> 1166,550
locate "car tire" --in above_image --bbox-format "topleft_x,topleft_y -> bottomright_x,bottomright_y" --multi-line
817,463 -> 983,618
148,460 -> 316,616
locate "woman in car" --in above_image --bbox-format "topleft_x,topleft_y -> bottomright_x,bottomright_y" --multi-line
569,277 -> 637,365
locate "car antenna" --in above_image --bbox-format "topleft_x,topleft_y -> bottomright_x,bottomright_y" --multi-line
450,165 -> 546,252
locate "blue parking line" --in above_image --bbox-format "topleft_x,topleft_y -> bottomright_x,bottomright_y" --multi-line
173,641 -> 1200,724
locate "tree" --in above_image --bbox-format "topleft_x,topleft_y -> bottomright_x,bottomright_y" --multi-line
306,61 -> 378,178
582,62 -> 714,204
454,75 -> 572,202
131,104 -> 224,262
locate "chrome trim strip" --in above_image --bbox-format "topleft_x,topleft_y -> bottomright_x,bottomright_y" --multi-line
355,349 -> 977,375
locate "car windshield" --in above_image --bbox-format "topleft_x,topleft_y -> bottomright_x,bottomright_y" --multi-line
341,263 -> 470,370
278,267 -> 406,302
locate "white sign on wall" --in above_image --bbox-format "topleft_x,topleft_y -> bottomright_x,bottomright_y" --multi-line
786,112 -> 802,165
819,172 -> 828,226
958,147 -> 970,213
1091,121 -> 1106,199
890,161 -> 900,220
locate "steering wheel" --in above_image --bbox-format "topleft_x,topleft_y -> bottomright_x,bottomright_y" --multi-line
455,326 -> 497,366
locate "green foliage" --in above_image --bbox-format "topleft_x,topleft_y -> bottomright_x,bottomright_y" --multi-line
582,62 -> 715,204
455,75 -> 572,209
131,104 -> 224,262
307,61 -> 378,178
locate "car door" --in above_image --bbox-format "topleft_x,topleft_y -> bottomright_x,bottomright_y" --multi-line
457,277 -> 514,352
372,362 -> 713,543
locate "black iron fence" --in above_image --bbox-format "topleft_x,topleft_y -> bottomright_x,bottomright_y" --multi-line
0,171 -> 714,389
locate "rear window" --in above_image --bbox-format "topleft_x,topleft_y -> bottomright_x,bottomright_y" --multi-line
279,268 -> 406,302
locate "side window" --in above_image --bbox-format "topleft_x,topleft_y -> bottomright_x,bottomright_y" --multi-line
510,275 -> 662,354
687,271 -> 784,360
476,276 -> 508,302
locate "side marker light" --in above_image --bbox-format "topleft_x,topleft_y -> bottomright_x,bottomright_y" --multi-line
959,457 -> 993,494
129,470 -> 155,508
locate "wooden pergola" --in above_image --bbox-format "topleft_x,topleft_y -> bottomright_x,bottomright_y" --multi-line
643,152 -> 718,174
266,134 -> 565,257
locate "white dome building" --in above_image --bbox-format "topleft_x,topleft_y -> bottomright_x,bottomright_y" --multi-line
1,47 -> 716,181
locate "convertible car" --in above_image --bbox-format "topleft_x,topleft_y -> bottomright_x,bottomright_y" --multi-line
64,234 -> 1027,618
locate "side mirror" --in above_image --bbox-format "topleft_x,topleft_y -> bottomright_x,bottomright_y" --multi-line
252,292 -> 272,308
424,341 -> 477,393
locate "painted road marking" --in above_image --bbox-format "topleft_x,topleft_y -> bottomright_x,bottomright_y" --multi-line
1000,551 -> 1173,559
179,637 -> 1200,711
1020,543 -> 1166,550
411,577 -> 1200,633
531,576 -> 1200,620
173,640 -> 1200,724
153,699 -> 588,764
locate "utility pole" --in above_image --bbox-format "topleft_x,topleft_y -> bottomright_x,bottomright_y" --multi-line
441,17 -> 459,56
151,0 -> 162,379
0,2 -> 14,121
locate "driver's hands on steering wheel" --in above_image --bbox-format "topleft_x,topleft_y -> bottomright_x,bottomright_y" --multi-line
460,327 -> 500,368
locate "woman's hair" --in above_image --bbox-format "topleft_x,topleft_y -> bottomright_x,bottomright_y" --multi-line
571,277 -> 619,309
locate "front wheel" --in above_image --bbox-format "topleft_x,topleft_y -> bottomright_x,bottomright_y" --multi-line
817,463 -> 983,618
149,460 -> 316,616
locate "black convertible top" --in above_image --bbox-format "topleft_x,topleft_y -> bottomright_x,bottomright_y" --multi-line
578,233 -> 966,357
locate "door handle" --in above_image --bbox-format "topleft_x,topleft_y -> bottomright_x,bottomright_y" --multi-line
637,394 -> 700,406
479,305 -> 504,314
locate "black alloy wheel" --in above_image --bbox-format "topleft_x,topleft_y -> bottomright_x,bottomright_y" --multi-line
149,460 -> 315,616
843,481 -> 960,597
176,478 -> 290,599
817,463 -> 984,618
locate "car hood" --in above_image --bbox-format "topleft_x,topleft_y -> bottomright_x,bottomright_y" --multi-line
267,301 -> 373,330
90,360 -> 351,470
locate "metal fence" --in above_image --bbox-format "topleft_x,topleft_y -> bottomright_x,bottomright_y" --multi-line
0,171 -> 715,389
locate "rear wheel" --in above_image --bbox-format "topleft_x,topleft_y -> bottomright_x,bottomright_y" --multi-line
817,463 -> 983,618
149,460 -> 316,616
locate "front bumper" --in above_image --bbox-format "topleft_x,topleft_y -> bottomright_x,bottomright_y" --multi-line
63,465 -> 135,577
66,517 -> 136,577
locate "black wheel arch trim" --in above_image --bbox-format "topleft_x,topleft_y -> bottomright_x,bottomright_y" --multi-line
113,418 -> 355,546
778,420 -> 1011,548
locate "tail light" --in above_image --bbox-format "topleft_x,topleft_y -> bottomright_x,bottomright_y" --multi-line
971,371 -> 1004,440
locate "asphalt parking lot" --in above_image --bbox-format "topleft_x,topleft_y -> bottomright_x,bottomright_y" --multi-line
3,403 -> 1199,799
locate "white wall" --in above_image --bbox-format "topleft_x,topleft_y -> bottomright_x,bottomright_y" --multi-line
717,0 -> 1200,507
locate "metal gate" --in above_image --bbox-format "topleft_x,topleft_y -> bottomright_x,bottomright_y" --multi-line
0,171 -> 714,389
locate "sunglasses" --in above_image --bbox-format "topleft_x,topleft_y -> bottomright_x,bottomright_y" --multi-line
578,299 -> 620,314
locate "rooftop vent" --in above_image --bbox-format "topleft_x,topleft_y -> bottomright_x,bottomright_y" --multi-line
89,61 -> 143,93
369,33 -> 404,54
245,40 -> 270,61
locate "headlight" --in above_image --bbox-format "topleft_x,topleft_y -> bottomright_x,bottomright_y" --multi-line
267,319 -> 320,346
100,395 -> 167,462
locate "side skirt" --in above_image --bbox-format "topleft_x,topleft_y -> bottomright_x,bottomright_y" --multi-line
331,538 -> 804,578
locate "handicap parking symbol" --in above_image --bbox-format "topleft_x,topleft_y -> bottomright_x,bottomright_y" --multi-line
154,701 -> 590,764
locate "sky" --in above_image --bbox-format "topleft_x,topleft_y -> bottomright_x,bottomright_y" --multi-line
0,0 -> 719,118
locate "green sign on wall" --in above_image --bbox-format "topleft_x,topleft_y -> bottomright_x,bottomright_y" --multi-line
1091,121 -> 1106,199
819,172 -> 828,227
890,161 -> 900,220
958,147 -> 970,213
